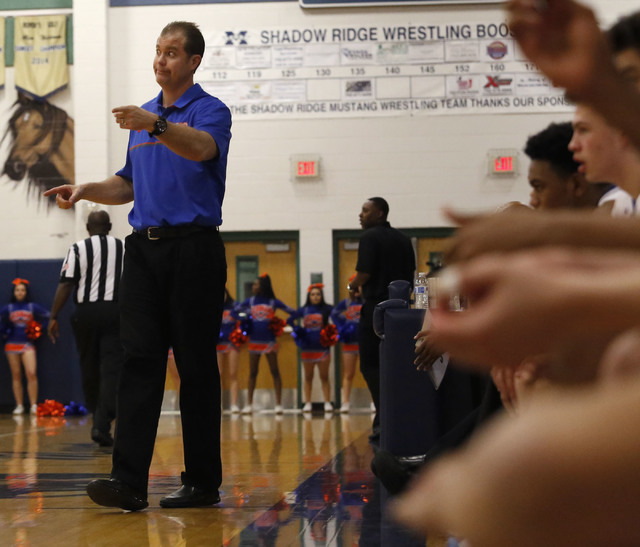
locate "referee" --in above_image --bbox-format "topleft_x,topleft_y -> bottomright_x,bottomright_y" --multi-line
48,210 -> 124,447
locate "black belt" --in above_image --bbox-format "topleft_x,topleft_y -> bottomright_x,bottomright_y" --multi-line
133,225 -> 218,240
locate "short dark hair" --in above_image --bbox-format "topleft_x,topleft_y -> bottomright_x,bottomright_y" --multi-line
607,11 -> 640,54
87,210 -> 111,234
524,122 -> 580,178
368,197 -> 389,219
161,21 -> 205,59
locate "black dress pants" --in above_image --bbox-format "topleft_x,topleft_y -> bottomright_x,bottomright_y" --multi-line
359,301 -> 381,431
112,229 -> 226,495
71,301 -> 123,432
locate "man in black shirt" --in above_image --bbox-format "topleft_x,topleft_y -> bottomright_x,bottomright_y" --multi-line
348,197 -> 416,443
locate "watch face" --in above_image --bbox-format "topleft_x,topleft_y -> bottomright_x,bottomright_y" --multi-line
155,118 -> 167,134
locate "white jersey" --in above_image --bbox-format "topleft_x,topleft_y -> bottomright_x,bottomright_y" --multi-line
598,187 -> 637,217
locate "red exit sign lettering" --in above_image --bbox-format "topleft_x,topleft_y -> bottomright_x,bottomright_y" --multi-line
297,161 -> 316,176
488,150 -> 518,175
494,156 -> 513,172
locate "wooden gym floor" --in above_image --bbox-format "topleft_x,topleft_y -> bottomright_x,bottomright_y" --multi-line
0,410 -> 452,546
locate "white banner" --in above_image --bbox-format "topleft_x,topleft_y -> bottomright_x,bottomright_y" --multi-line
197,21 -> 573,120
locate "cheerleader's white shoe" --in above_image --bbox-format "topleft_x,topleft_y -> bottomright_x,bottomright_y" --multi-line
13,404 -> 24,415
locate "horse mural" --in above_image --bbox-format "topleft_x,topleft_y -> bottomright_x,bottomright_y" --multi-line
2,93 -> 75,206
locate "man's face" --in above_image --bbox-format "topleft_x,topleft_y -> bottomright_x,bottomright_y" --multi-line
569,105 -> 622,184
359,200 -> 382,229
613,47 -> 640,89
153,31 -> 200,91
528,159 -> 576,210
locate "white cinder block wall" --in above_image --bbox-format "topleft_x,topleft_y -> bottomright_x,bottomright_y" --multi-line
1,0 -> 638,301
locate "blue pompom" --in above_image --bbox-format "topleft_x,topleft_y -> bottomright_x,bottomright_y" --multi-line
291,326 -> 307,348
64,401 -> 89,416
339,323 -> 357,344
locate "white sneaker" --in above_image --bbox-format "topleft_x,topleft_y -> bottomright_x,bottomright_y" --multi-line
13,404 -> 24,415
30,404 -> 38,415
274,405 -> 284,414
241,405 -> 253,414
340,402 -> 350,413
302,402 -> 312,413
324,402 -> 334,413
230,405 -> 240,414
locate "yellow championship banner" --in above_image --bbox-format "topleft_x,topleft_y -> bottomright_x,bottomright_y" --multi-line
14,15 -> 68,99
0,18 -> 5,89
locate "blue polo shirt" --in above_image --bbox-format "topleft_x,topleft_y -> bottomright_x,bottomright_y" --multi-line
116,84 -> 232,229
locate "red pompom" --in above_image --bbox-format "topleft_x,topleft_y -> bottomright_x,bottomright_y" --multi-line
26,320 -> 42,340
229,323 -> 248,347
36,399 -> 66,417
268,317 -> 286,337
320,324 -> 339,347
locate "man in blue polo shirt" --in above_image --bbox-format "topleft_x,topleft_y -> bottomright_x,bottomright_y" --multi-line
45,21 -> 231,511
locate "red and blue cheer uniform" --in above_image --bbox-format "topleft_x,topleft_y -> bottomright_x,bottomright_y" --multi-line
0,302 -> 50,354
331,298 -> 362,354
235,296 -> 294,354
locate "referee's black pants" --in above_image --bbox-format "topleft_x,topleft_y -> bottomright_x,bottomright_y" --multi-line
71,301 -> 123,433
112,229 -> 226,496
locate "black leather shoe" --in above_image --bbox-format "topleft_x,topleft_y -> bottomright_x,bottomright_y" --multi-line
87,478 -> 148,511
371,450 -> 415,495
160,484 -> 220,508
91,428 -> 114,447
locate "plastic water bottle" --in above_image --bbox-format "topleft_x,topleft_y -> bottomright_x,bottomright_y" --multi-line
413,272 -> 429,309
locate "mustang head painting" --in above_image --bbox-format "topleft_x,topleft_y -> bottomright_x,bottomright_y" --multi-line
2,93 -> 75,206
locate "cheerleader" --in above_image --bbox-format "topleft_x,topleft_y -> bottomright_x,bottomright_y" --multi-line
289,284 -> 335,413
331,281 -> 362,413
0,278 -> 50,415
236,274 -> 294,414
217,288 -> 240,413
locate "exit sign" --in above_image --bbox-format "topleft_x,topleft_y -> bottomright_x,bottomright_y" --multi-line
494,156 -> 513,172
297,161 -> 317,177
291,154 -> 321,180
488,149 -> 518,176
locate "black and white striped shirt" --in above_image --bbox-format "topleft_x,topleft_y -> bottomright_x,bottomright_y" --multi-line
60,234 -> 124,304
